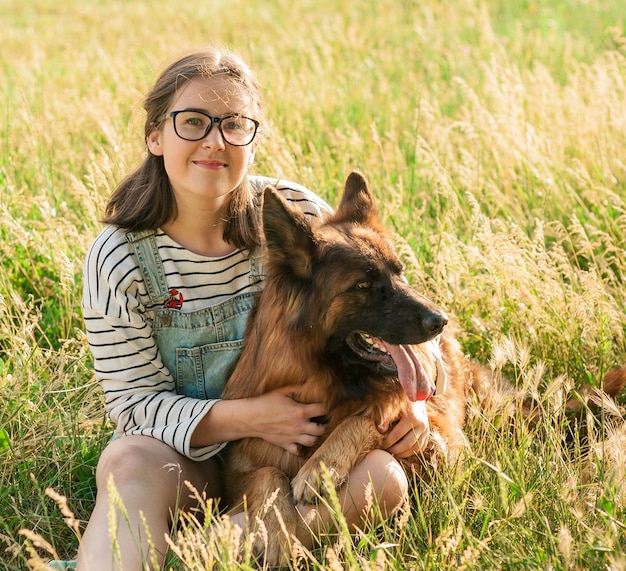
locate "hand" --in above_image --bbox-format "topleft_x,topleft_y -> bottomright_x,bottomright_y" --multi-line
378,399 -> 430,459
250,385 -> 328,455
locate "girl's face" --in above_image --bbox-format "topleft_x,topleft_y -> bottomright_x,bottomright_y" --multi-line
147,76 -> 259,211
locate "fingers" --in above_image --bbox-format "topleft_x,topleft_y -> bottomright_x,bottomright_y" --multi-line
292,417 -> 327,450
269,385 -> 328,419
273,384 -> 300,398
301,400 -> 328,421
284,442 -> 300,456
260,386 -> 328,453
272,385 -> 328,426
305,419 -> 327,436
385,430 -> 428,459
296,432 -> 321,449
382,415 -> 430,459
289,419 -> 326,451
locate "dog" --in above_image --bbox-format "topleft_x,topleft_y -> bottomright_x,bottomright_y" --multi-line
220,171 -> 626,565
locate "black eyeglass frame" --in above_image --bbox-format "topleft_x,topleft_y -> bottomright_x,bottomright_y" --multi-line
165,110 -> 260,146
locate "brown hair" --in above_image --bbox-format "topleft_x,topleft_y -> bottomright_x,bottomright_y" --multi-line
103,46 -> 265,252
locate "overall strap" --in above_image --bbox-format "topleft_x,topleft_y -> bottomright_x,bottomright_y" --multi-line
248,246 -> 266,284
126,229 -> 172,305
248,177 -> 268,284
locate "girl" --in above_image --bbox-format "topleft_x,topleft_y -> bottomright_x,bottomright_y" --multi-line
66,46 -> 430,570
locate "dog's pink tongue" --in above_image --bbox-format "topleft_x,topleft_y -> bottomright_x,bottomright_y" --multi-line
378,339 -> 432,401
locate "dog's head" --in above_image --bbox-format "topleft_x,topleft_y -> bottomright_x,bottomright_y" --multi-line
261,171 -> 448,401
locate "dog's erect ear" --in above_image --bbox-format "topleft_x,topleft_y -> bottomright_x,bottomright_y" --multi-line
262,186 -> 316,279
333,171 -> 379,225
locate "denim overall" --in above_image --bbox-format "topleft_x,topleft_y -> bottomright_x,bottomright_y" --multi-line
125,230 -> 264,399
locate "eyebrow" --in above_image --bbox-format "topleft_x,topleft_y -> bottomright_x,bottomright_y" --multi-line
173,107 -> 245,118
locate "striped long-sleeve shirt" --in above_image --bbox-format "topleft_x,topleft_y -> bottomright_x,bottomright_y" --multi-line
82,176 -> 331,461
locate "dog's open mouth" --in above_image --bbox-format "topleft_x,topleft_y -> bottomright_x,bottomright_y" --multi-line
347,332 -> 433,401
347,332 -> 394,366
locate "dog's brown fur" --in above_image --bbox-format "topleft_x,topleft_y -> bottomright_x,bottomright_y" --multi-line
221,171 -> 626,565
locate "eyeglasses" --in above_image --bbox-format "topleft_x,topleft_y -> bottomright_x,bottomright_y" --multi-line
165,110 -> 259,146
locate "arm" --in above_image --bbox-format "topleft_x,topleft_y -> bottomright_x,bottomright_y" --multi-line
191,385 -> 328,455
83,226 -> 219,460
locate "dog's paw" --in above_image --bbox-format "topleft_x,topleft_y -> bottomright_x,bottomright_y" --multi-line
291,467 -> 322,505
292,462 -> 345,505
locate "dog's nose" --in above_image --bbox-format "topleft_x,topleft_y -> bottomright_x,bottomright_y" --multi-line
425,311 -> 448,337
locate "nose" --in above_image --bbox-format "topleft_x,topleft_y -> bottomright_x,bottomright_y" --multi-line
424,310 -> 448,337
201,122 -> 226,148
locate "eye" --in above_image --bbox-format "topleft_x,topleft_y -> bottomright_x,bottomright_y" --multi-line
183,115 -> 207,128
222,116 -> 245,131
357,280 -> 373,290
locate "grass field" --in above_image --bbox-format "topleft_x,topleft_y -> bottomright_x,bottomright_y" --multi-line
1,0 -> 626,568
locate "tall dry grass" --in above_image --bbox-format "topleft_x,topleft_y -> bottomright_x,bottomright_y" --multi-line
2,0 -> 625,568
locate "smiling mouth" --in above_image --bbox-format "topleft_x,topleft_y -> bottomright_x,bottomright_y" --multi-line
194,160 -> 227,168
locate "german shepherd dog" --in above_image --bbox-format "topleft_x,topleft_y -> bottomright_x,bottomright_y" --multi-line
221,171 -> 626,565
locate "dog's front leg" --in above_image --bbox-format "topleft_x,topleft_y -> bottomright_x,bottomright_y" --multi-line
291,415 -> 383,505
244,466 -> 297,567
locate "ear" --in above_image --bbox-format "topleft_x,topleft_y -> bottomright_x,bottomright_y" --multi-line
262,186 -> 316,280
332,171 -> 379,225
146,128 -> 164,156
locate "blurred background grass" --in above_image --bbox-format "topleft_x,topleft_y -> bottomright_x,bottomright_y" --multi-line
1,0 -> 625,568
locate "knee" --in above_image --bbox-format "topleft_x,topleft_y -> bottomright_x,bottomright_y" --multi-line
358,450 -> 408,517
95,436 -> 183,492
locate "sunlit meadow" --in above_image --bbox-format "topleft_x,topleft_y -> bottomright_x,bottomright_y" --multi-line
1,0 -> 626,569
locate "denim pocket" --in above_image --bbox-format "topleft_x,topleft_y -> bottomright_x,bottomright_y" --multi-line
175,339 -> 245,400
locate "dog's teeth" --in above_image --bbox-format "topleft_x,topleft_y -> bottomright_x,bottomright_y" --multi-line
360,333 -> 386,353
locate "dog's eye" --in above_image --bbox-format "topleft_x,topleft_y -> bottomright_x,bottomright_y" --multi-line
357,280 -> 373,290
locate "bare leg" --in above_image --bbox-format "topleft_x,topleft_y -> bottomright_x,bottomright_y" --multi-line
76,435 -> 221,571
227,449 -> 408,551
294,449 -> 408,546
